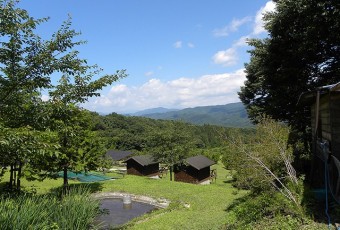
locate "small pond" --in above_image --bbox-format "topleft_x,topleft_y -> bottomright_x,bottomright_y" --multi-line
95,198 -> 158,229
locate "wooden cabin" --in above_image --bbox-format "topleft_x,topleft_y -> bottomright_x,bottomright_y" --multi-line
174,155 -> 215,184
125,155 -> 160,177
298,82 -> 340,199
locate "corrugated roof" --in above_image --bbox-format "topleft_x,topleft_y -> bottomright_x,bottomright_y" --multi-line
297,82 -> 340,106
185,155 -> 215,170
106,150 -> 134,161
128,155 -> 158,166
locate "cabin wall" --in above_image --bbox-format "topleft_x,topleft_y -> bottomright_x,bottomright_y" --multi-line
174,170 -> 197,183
330,92 -> 340,160
126,160 -> 143,176
174,166 -> 211,184
310,91 -> 340,191
311,94 -> 331,142
126,160 -> 159,176
196,167 -> 211,181
143,164 -> 159,176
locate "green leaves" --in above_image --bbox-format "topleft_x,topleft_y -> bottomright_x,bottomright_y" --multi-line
49,69 -> 126,104
224,118 -> 299,202
240,0 -> 340,130
0,0 -> 126,187
149,122 -> 193,167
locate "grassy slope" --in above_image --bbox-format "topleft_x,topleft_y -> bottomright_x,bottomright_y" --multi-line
100,163 -> 246,230
0,173 -> 80,194
0,163 -> 246,229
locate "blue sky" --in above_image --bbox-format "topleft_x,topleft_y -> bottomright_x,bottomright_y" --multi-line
18,0 -> 275,114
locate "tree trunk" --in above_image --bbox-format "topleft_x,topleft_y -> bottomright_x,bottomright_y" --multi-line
63,166 -> 68,187
16,161 -> 22,191
9,164 -> 14,189
13,165 -> 16,188
170,165 -> 173,181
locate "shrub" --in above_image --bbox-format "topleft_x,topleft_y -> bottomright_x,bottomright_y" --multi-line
225,190 -> 316,230
223,118 -> 300,203
0,186 -> 99,230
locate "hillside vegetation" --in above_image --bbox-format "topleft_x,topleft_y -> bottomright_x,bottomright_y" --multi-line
93,112 -> 253,153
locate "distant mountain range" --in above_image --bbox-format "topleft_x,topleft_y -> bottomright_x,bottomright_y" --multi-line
130,107 -> 179,116
130,102 -> 253,128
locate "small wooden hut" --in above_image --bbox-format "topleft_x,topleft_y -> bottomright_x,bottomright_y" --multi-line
125,155 -> 160,177
298,82 -> 340,199
174,155 -> 215,184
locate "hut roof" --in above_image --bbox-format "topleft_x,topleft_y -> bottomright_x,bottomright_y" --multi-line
185,155 -> 215,170
127,155 -> 158,166
106,150 -> 134,161
297,82 -> 340,106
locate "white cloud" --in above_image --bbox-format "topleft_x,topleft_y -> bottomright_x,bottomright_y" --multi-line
253,1 -> 276,35
212,1 -> 275,67
145,71 -> 154,77
212,48 -> 238,66
213,17 -> 251,37
187,42 -> 195,48
173,41 -> 182,48
83,69 -> 246,113
234,35 -> 249,47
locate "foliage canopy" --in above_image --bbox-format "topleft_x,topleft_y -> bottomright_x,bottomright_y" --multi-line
239,0 -> 340,131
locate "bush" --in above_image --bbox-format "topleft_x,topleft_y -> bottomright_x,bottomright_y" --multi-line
223,118 -> 300,202
0,186 -> 99,230
224,190 -> 320,230
222,118 -> 325,229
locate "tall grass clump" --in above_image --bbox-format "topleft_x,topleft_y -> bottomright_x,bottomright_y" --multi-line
0,185 -> 99,230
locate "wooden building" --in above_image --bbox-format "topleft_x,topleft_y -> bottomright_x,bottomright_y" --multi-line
298,82 -> 340,200
125,155 -> 160,177
174,155 -> 215,184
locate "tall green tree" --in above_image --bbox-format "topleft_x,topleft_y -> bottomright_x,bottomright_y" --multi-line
0,0 -> 126,186
149,122 -> 193,181
48,71 -> 125,187
239,0 -> 340,131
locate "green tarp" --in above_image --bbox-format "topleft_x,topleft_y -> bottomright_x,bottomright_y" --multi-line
58,171 -> 112,182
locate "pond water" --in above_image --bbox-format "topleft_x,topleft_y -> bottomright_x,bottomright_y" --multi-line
95,198 -> 157,229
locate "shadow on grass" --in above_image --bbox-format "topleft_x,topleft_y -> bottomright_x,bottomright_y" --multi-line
49,182 -> 104,197
224,184 -> 340,228
0,181 -> 10,195
300,185 -> 340,225
224,193 -> 252,212
223,179 -> 235,184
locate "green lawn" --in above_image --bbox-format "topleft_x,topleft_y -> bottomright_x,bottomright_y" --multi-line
101,163 -> 246,229
0,163 -> 247,229
0,172 -> 80,194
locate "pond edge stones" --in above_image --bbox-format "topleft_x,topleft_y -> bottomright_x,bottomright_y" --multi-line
92,192 -> 170,208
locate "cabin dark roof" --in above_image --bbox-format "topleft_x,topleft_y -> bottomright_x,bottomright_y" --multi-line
297,82 -> 340,106
127,155 -> 158,166
106,150 -> 134,161
185,155 -> 215,170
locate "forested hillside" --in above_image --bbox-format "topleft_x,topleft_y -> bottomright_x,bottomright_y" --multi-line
137,102 -> 253,128
91,112 -> 253,161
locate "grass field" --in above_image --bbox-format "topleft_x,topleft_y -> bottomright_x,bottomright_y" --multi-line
0,163 -> 247,229
100,163 -> 246,229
